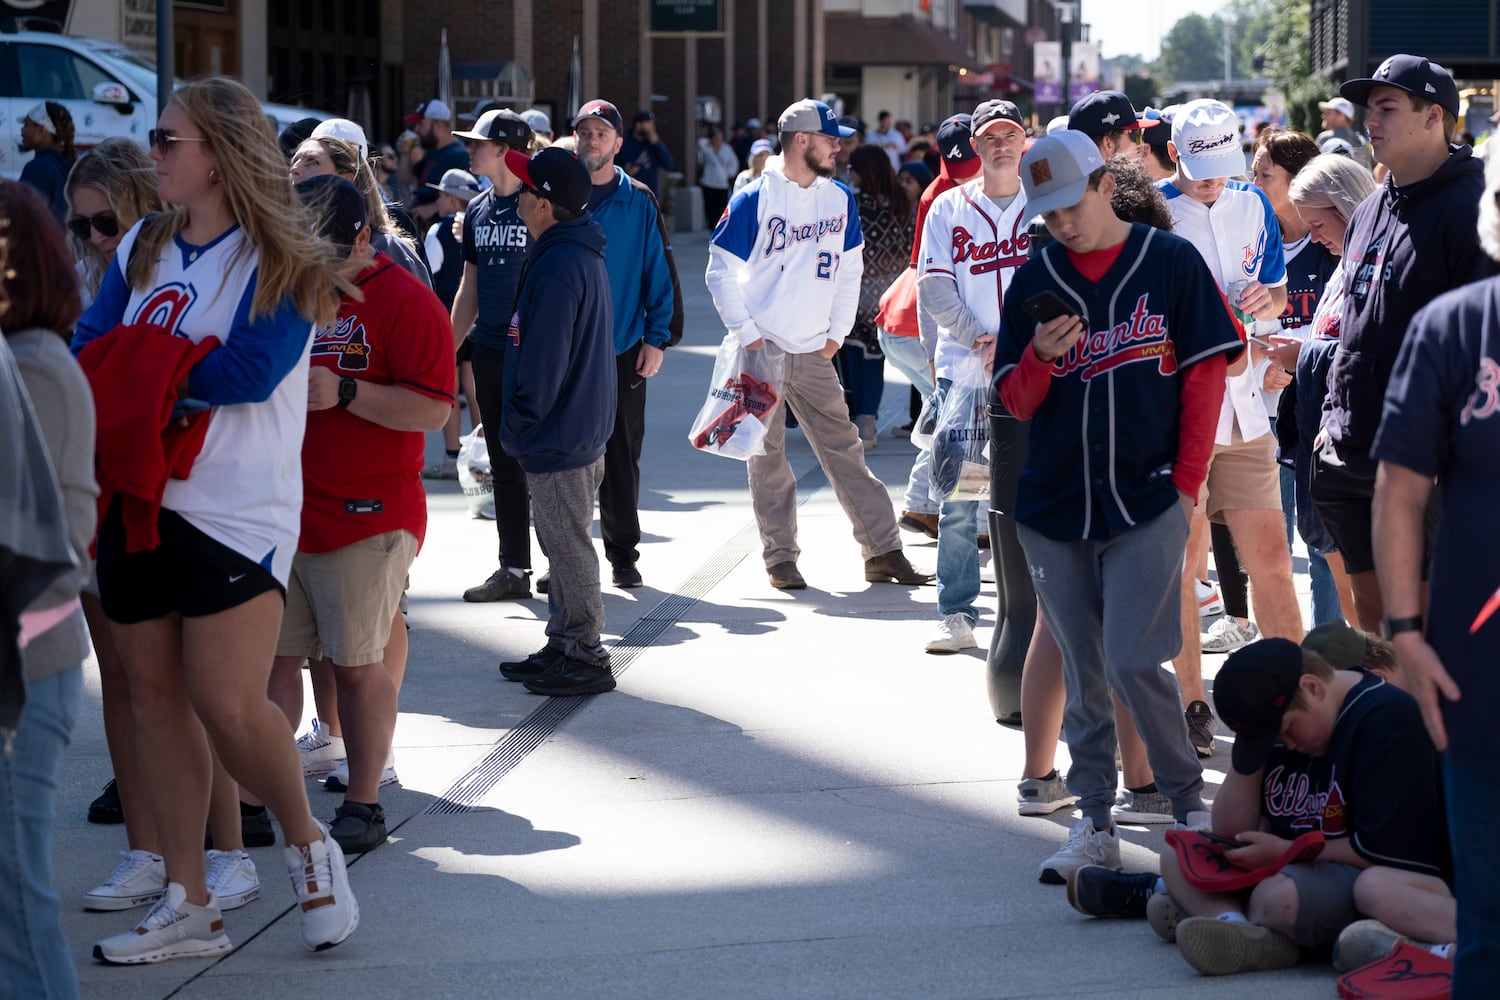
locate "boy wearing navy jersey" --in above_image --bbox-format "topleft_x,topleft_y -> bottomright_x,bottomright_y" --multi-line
994,132 -> 1242,883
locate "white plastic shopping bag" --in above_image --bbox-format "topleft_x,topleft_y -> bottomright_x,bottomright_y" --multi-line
689,336 -> 785,461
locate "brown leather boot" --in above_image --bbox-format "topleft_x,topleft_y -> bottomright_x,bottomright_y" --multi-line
864,550 -> 934,585
767,562 -> 806,590
898,510 -> 939,539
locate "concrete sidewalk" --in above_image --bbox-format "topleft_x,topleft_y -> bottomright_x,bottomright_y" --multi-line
54,237 -> 1335,999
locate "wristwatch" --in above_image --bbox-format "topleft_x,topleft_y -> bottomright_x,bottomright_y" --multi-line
336,376 -> 358,409
1380,615 -> 1423,640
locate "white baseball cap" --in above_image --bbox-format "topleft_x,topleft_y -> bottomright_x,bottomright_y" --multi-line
1170,99 -> 1244,181
1317,97 -> 1356,120
310,118 -> 369,160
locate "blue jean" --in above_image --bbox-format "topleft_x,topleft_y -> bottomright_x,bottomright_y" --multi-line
930,378 -> 981,622
1273,418 -> 1340,624
877,330 -> 938,515
837,343 -> 885,417
0,666 -> 83,1000
1445,753 -> 1500,998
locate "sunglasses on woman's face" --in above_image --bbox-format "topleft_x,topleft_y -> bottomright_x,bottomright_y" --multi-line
148,128 -> 209,156
67,212 -> 120,240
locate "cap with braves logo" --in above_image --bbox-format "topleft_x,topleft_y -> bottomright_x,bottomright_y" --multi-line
1340,53 -> 1460,118
572,99 -> 625,135
504,147 -> 592,214
937,114 -> 978,162
1019,130 -> 1106,215
453,108 -> 533,146
405,99 -> 453,125
777,99 -> 855,138
971,99 -> 1025,137
1170,99 -> 1244,181
1212,638 -> 1305,775
1068,90 -> 1148,140
1317,97 -> 1357,120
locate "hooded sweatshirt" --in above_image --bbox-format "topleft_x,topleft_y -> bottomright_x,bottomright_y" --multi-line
500,213 -> 616,473
705,162 -> 865,354
1324,144 -> 1498,455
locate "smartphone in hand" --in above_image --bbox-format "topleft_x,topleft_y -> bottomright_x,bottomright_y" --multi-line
1023,290 -> 1085,327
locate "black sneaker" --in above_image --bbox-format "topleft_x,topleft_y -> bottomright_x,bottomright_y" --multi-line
499,646 -> 565,683
329,801 -> 387,854
536,569 -> 550,594
241,805 -> 276,848
522,657 -> 617,697
1067,866 -> 1158,918
1185,700 -> 1216,758
463,568 -> 531,602
612,564 -> 643,588
88,778 -> 125,825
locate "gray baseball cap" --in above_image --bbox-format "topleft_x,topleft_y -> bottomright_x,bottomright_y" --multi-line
777,99 -> 854,138
1020,131 -> 1106,215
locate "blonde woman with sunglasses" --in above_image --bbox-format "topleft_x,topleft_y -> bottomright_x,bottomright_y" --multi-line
72,77 -> 359,965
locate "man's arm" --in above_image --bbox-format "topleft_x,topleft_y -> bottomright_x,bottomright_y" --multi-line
704,191 -> 764,345
450,262 -> 479,351
307,369 -> 451,431
916,273 -> 992,349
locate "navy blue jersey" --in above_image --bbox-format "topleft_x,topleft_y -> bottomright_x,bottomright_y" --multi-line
1372,276 -> 1500,771
994,224 -> 1242,541
462,188 -> 531,350
1277,237 -> 1337,334
1260,672 -> 1449,880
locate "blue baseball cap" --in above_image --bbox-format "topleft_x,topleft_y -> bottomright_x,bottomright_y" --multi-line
777,99 -> 854,139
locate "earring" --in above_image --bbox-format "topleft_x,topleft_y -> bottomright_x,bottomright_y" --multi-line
209,167 -> 221,184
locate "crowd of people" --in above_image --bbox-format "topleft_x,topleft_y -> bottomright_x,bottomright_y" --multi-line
1,50 -> 1495,997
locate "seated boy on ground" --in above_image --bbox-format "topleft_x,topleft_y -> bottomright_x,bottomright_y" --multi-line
1065,637 -> 1447,976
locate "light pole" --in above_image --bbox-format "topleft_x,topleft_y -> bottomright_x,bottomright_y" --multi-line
1056,2 -> 1077,110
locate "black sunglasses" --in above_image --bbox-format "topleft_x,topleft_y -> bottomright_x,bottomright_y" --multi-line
148,128 -> 209,156
521,184 -> 543,199
67,212 -> 120,240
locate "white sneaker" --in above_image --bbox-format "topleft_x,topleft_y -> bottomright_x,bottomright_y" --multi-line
323,748 -> 397,792
1201,617 -> 1260,654
1017,774 -> 1078,816
297,718 -> 345,777
285,822 -> 359,952
92,882 -> 231,964
205,849 -> 260,911
83,848 -> 167,911
924,613 -> 978,654
1038,818 -> 1121,885
1195,578 -> 1225,618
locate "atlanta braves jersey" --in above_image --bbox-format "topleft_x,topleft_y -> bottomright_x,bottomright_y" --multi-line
1259,672 -> 1448,879
705,164 -> 865,354
994,224 -> 1242,541
73,220 -> 314,584
918,180 -> 1030,380
1160,178 -> 1286,445
463,187 -> 531,351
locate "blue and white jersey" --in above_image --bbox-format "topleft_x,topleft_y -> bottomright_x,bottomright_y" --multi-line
1160,178 -> 1287,444
74,220 -> 313,584
705,164 -> 865,355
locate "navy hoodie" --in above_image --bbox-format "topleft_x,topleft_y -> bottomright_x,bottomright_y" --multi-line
500,213 -> 616,473
1324,144 -> 1498,456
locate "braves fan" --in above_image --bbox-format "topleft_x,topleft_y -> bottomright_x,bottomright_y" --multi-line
706,98 -> 930,591
268,176 -> 454,855
916,99 -> 1030,654
994,131 -> 1243,884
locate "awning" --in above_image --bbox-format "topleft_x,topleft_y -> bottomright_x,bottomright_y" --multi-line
824,15 -> 982,74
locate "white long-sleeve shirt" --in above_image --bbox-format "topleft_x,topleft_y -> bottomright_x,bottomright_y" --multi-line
705,164 -> 865,355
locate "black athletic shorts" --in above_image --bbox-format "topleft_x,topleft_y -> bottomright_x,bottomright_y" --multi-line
1310,446 -> 1437,576
456,337 -> 474,364
96,500 -> 284,625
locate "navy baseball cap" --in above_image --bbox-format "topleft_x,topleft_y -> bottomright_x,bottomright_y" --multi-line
972,99 -> 1025,137
937,114 -> 978,163
1141,106 -> 1176,149
504,146 -> 591,214
573,99 -> 625,135
778,99 -> 854,138
1068,90 -> 1146,140
295,175 -> 368,253
1341,53 -> 1460,119
1214,638 -> 1305,775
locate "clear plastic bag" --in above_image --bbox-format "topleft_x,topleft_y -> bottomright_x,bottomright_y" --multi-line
689,336 -> 785,461
929,352 -> 991,502
457,424 -> 495,519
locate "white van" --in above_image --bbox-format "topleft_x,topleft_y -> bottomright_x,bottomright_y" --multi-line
1,24 -> 325,180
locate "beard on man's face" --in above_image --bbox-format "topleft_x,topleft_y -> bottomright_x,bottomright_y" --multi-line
419,129 -> 439,151
580,150 -> 613,174
803,145 -> 833,178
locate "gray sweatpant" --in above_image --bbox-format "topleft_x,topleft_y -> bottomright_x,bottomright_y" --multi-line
747,349 -> 902,568
1017,505 -> 1205,828
527,458 -> 608,666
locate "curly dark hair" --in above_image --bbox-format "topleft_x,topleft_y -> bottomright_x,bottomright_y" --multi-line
1104,154 -> 1172,231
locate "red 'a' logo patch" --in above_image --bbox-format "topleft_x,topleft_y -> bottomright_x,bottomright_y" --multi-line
1029,159 -> 1053,186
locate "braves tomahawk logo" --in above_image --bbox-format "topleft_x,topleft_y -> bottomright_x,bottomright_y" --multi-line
1051,294 -> 1175,382
312,315 -> 371,370
132,282 -> 197,336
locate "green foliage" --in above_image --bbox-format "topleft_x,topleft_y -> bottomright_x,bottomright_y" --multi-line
1259,0 -> 1329,133
1155,13 -> 1226,84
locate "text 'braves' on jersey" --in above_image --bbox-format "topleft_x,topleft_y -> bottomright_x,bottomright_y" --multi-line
995,225 -> 1243,541
705,163 -> 865,354
462,187 -> 531,350
918,180 -> 1030,379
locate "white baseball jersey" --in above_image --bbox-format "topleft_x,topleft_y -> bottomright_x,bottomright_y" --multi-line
705,163 -> 865,354
1160,178 -> 1287,445
919,179 -> 1031,380
74,220 -> 313,584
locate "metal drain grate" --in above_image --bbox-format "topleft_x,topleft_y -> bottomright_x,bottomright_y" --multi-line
425,463 -> 830,814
